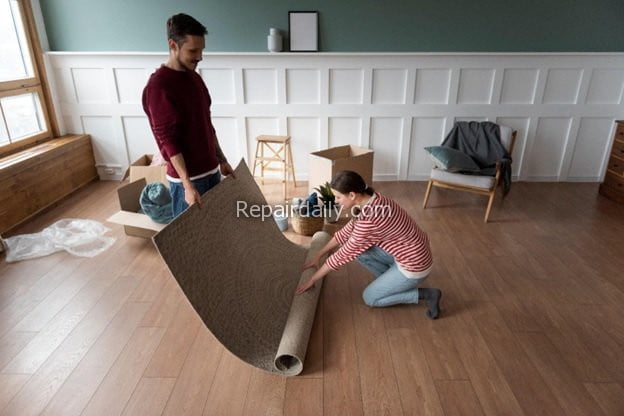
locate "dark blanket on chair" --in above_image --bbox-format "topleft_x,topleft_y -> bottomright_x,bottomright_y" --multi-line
442,121 -> 512,196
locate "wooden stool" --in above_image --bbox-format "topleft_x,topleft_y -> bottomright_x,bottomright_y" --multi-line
252,135 -> 297,200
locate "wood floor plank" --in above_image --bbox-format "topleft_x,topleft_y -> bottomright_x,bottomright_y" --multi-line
321,265 -> 363,416
139,272 -> 184,328
41,302 -> 151,416
283,378 -> 323,416
347,262 -> 403,416
2,241 -> 149,374
0,275 -> 141,416
0,374 -> 29,413
81,326 -> 166,416
584,382 -> 624,416
435,380 -> 485,416
121,377 -> 176,416
162,328 -> 223,416
468,301 -> 564,415
143,299 -> 202,378
0,331 -> 37,371
241,369 -> 286,416
201,350 -> 252,416
515,331 -> 604,416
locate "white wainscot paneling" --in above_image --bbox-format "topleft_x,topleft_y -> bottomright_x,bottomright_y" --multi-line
568,117 -> 615,180
542,69 -> 583,104
81,116 -> 123,179
286,69 -> 320,104
496,117 -> 530,177
246,117 -> 279,167
72,68 -> 109,103
212,117 -> 241,162
329,69 -> 363,104
47,52 -> 624,182
243,69 -> 277,104
370,117 -> 403,178
414,69 -> 450,104
372,69 -> 407,104
585,69 -> 624,104
288,117 -> 320,178
500,69 -> 539,104
201,69 -> 236,104
528,117 -> 572,179
408,117 -> 447,179
455,116 -> 488,122
122,116 -> 158,162
114,68 -> 148,104
54,68 -> 76,104
329,117 -> 362,148
457,69 -> 495,104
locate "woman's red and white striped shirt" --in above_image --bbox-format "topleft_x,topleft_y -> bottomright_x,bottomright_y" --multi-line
326,192 -> 433,273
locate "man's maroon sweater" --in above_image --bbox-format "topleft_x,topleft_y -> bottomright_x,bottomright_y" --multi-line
142,65 -> 219,179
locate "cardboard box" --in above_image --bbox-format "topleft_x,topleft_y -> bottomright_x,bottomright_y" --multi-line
122,154 -> 168,186
107,178 -> 166,238
308,145 -> 374,193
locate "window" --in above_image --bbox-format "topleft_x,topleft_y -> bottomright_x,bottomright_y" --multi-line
0,0 -> 55,155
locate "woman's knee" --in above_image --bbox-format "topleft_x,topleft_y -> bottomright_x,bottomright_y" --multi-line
362,288 -> 380,307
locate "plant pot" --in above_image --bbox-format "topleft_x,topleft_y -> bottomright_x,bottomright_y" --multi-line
323,205 -> 339,223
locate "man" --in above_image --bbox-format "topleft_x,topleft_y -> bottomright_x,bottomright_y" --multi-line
142,13 -> 235,218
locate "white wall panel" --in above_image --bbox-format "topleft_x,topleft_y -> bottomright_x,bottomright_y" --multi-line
407,117 -> 446,178
114,68 -> 147,104
212,117 -> 241,163
372,69 -> 407,104
329,69 -> 363,104
568,117 -> 615,179
288,117 -> 320,177
370,117 -> 403,178
585,69 -> 624,104
528,117 -> 572,179
201,69 -> 236,104
286,69 -> 320,104
329,117 -> 362,148
414,69 -> 450,104
500,69 -> 538,104
542,69 -> 583,104
122,116 -> 157,162
245,117 -> 279,165
72,68 -> 108,103
457,69 -> 495,104
243,69 -> 277,104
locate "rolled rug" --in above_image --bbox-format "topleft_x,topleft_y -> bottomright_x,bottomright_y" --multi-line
153,160 -> 330,375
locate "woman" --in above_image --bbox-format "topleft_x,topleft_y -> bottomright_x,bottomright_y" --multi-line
296,171 -> 442,319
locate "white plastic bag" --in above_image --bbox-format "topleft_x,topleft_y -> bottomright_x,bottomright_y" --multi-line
4,219 -> 116,263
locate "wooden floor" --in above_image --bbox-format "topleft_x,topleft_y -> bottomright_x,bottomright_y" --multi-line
1,178 -> 623,416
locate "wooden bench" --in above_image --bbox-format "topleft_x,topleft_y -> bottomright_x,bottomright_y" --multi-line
0,135 -> 98,234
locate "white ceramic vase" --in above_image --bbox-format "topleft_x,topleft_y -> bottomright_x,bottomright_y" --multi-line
267,28 -> 282,52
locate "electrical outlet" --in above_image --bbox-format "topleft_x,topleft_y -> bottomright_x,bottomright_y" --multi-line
104,167 -> 114,175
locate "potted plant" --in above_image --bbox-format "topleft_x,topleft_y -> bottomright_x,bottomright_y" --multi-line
314,182 -> 338,223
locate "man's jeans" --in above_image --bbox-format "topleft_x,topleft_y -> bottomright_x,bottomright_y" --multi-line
169,171 -> 221,218
356,246 -> 428,307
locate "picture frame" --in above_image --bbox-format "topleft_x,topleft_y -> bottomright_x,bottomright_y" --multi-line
288,11 -> 319,52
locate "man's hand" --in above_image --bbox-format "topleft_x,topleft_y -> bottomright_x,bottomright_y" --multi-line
183,182 -> 202,208
220,162 -> 236,179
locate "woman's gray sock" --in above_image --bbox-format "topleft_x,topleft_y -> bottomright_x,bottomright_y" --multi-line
419,288 -> 442,319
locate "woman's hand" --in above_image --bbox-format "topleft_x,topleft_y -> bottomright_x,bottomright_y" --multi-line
295,277 -> 316,294
302,254 -> 321,270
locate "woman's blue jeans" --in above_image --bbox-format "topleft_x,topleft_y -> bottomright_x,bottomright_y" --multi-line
357,246 -> 427,307
169,171 -> 221,218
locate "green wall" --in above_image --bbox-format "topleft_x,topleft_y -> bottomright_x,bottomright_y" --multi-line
40,0 -> 624,52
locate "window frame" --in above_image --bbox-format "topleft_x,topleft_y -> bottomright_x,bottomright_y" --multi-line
0,0 -> 58,158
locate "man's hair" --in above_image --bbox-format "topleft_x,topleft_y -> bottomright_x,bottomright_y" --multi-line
166,13 -> 207,45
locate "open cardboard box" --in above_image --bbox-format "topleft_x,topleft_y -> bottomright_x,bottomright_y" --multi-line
308,145 -> 374,193
121,154 -> 168,186
107,178 -> 166,238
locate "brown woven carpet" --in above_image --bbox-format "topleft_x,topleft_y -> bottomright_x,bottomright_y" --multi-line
153,160 -> 329,375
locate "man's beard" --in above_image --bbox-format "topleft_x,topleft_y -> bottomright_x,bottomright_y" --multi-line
177,57 -> 197,72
